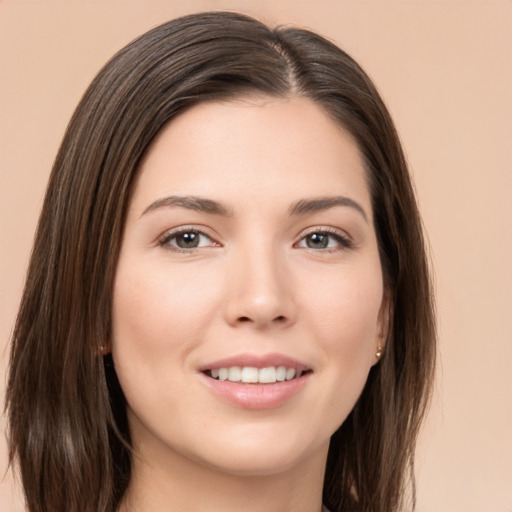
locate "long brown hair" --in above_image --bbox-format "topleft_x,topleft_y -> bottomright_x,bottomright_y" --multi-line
6,11 -> 436,512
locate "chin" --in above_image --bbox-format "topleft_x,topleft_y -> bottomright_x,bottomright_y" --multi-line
192,444 -> 319,478
176,422 -> 331,478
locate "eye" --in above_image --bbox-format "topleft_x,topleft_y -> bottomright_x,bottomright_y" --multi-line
296,229 -> 352,251
159,228 -> 219,251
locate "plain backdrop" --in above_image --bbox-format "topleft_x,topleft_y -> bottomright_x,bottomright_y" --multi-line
1,1 -> 511,511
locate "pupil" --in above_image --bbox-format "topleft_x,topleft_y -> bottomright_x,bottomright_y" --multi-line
307,233 -> 328,249
177,232 -> 199,248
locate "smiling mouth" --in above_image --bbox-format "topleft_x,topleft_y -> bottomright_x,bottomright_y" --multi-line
204,366 -> 311,384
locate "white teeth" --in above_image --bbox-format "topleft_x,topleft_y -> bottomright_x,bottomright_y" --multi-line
209,366 -> 304,383
285,368 -> 296,380
259,367 -> 277,383
227,367 -> 241,382
276,366 -> 287,381
241,367 -> 259,383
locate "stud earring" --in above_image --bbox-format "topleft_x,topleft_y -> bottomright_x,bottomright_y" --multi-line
375,345 -> 383,360
99,344 -> 109,355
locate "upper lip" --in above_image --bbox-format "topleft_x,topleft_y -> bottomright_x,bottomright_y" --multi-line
199,353 -> 311,373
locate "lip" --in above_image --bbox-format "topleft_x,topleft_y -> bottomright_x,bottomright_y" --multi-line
198,353 -> 312,410
198,353 -> 310,372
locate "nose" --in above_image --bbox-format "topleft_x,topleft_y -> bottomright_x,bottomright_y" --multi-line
224,245 -> 297,329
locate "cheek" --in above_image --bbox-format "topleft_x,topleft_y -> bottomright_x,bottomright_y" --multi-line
301,261 -> 383,347
110,260 -> 223,422
298,263 -> 383,417
112,260 -> 221,351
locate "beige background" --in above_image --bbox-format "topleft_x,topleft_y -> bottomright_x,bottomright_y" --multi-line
1,1 -> 511,511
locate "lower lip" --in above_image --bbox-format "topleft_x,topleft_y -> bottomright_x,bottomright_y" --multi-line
199,373 -> 310,410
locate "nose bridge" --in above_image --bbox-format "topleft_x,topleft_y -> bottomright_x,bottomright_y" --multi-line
225,235 -> 295,328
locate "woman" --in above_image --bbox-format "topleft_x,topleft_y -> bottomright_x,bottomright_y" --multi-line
5,11 -> 436,512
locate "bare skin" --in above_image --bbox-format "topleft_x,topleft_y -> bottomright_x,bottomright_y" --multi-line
113,96 -> 387,512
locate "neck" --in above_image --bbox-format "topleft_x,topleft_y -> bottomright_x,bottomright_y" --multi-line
120,438 -> 328,512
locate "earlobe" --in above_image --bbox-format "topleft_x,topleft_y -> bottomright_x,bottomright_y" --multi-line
373,332 -> 385,365
99,344 -> 110,356
375,289 -> 392,364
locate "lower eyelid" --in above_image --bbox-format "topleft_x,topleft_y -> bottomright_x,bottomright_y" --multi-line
296,229 -> 352,248
157,227 -> 352,250
158,228 -> 219,249
331,233 -> 352,247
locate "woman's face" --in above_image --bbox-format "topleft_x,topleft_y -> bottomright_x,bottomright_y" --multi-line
112,96 -> 387,476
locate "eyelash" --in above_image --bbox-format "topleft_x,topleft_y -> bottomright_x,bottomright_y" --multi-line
295,227 -> 353,252
158,226 -> 353,253
158,227 -> 219,253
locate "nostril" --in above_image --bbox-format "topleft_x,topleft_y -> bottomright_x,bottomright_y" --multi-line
236,315 -> 286,324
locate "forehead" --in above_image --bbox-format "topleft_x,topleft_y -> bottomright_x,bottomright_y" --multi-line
131,96 -> 371,217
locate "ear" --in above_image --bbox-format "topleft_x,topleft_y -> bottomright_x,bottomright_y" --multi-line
99,344 -> 110,356
374,288 -> 392,365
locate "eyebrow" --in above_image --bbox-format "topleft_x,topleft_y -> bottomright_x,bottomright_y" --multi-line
289,196 -> 368,223
141,194 -> 368,223
141,195 -> 233,217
